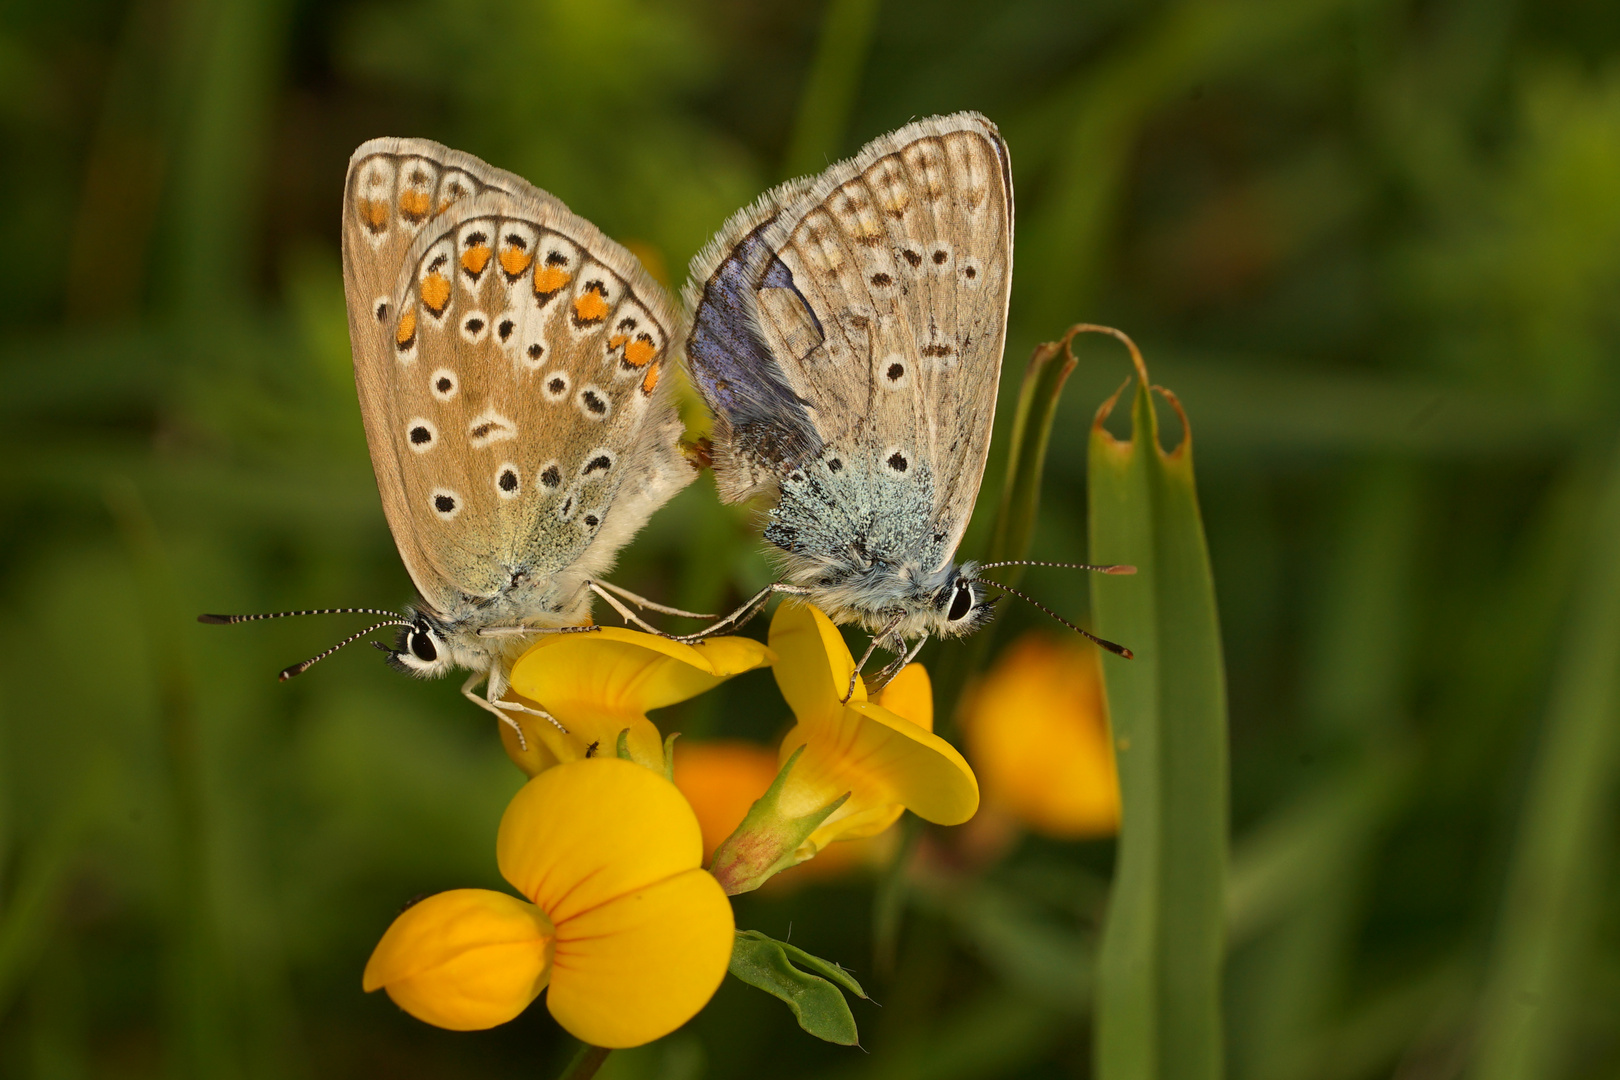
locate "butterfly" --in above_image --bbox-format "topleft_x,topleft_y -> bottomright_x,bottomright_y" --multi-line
679,112 -> 1129,690
203,139 -> 698,735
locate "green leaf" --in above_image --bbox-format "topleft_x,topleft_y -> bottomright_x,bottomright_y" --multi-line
1469,446 -> 1620,1080
985,325 -> 1082,584
1087,330 -> 1229,1080
728,930 -> 862,1045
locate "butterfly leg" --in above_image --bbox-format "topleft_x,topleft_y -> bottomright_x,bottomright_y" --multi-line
674,583 -> 814,644
843,614 -> 907,703
589,582 -> 671,636
591,580 -> 715,620
460,671 -> 567,751
865,634 -> 928,696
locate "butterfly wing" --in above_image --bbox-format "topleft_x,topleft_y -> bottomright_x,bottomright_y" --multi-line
684,113 -> 1012,570
343,138 -> 691,620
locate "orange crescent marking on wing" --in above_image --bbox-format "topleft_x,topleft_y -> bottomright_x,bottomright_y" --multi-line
399,190 -> 431,221
461,245 -> 492,275
500,247 -> 534,277
623,337 -> 657,368
573,288 -> 609,324
420,273 -> 451,314
534,265 -> 572,296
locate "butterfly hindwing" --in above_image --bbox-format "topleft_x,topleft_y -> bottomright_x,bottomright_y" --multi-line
343,138 -> 690,622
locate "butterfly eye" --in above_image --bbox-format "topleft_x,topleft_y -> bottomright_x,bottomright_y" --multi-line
947,581 -> 975,622
408,629 -> 438,663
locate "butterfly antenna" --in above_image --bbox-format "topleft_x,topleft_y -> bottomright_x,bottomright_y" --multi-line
278,619 -> 412,681
199,607 -> 404,624
968,578 -> 1134,659
974,560 -> 1136,575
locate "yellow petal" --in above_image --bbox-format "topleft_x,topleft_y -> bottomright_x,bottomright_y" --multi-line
768,604 -> 978,851
872,662 -> 933,731
510,627 -> 773,713
780,695 -> 979,850
505,629 -> 774,771
501,696 -> 667,773
547,867 -> 734,1048
497,758 -> 704,924
362,889 -> 553,1031
768,601 -> 865,722
497,710 -> 565,778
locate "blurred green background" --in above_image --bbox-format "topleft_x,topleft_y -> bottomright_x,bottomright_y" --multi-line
5,0 -> 1620,1076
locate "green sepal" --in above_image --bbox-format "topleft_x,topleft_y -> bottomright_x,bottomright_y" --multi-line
728,930 -> 865,1045
662,731 -> 680,782
708,744 -> 849,895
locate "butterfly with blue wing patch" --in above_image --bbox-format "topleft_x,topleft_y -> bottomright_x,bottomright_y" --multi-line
680,112 -> 1131,692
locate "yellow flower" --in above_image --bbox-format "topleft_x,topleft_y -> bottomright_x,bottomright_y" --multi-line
363,758 -> 735,1047
498,627 -> 773,775
961,632 -> 1120,839
672,739 -> 896,887
768,601 -> 978,859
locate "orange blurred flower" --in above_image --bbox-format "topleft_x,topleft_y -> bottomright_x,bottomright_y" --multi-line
961,632 -> 1120,839
671,741 -> 781,865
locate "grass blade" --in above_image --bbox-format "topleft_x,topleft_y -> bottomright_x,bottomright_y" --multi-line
1468,444 -> 1620,1080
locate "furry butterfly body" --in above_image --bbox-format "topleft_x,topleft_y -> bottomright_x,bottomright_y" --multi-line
327,139 -> 693,721
683,113 -> 1013,652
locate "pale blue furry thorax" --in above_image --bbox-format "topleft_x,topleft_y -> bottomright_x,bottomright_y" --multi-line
763,453 -> 990,639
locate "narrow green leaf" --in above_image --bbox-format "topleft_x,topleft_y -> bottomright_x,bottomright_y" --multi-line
985,327 -> 1081,583
758,932 -> 868,1000
779,0 -> 880,179
1087,329 -> 1229,1080
1468,445 -> 1620,1080
728,930 -> 861,1045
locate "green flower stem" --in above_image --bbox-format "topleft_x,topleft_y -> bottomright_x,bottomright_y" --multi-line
556,1042 -> 610,1080
708,746 -> 849,895
1088,329 -> 1228,1080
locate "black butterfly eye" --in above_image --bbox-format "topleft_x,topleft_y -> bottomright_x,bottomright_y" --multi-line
947,581 -> 974,622
409,629 -> 437,662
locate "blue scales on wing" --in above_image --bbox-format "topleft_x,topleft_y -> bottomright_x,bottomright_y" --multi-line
685,217 -> 826,501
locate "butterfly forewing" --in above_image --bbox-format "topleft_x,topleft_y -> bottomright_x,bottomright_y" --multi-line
342,138 -> 688,621
686,113 -> 1012,572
